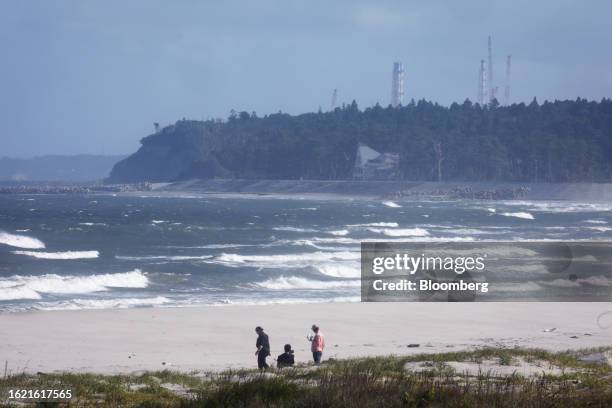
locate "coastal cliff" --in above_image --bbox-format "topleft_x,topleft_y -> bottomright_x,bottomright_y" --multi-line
107,120 -> 230,183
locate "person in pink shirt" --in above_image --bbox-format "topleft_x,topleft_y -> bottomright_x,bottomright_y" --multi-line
309,324 -> 325,364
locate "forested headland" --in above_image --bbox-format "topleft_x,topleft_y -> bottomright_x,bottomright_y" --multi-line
107,98 -> 612,183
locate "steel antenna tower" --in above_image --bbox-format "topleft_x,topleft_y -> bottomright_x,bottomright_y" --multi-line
478,59 -> 487,105
391,62 -> 405,107
487,35 -> 495,103
504,55 -> 512,106
331,88 -> 338,110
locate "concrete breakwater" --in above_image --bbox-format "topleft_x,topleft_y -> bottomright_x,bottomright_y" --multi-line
155,179 -> 612,201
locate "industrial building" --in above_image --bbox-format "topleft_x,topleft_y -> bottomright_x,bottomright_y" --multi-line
353,144 -> 400,180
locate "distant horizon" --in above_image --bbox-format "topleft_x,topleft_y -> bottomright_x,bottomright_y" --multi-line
0,153 -> 128,160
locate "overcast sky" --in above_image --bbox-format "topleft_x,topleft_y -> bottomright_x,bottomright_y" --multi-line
1,0 -> 611,157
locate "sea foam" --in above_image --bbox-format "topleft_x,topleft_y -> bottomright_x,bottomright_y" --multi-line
0,285 -> 42,301
500,212 -> 535,220
116,254 -> 213,261
272,226 -> 318,233
208,249 -> 363,283
13,250 -> 99,260
255,276 -> 360,290
584,219 -> 607,224
382,201 -> 401,208
0,231 -> 45,249
207,251 -> 359,269
586,226 -> 612,232
35,296 -> 169,311
314,264 -> 360,278
346,222 -> 399,227
368,227 -> 430,237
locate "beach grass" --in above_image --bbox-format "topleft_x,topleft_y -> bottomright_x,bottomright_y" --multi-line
1,347 -> 610,407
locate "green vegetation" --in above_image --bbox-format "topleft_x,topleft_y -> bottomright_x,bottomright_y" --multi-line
1,347 -> 610,407
108,98 -> 612,184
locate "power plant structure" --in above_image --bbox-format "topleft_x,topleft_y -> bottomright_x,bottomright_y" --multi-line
331,88 -> 338,110
391,62 -> 405,107
477,35 -> 511,106
326,38 -> 512,110
477,59 -> 487,105
504,55 -> 512,106
487,36 -> 496,103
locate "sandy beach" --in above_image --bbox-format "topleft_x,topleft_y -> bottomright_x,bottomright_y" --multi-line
0,302 -> 610,375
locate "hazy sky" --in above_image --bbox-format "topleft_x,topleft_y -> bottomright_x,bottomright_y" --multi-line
1,0 -> 611,157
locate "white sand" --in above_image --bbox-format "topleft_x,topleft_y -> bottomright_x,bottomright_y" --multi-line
0,302 -> 610,374
404,358 -> 573,377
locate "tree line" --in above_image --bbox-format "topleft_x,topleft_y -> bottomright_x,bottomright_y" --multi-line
121,98 -> 612,183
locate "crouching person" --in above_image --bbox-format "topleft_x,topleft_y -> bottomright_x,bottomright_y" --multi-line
276,344 -> 295,368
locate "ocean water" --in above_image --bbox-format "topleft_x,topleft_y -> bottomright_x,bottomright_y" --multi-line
1,193 -> 612,311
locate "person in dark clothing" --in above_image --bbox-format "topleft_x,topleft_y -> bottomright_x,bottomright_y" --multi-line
276,344 -> 295,368
255,326 -> 270,370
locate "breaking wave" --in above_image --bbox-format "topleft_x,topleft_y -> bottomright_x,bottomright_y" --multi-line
586,226 -> 612,232
0,285 -> 42,301
285,239 -> 351,251
382,201 -> 401,208
584,219 -> 607,224
0,231 -> 45,249
273,226 -> 318,233
309,236 -> 475,245
446,228 -> 493,235
206,251 -> 359,269
314,264 -> 360,278
255,276 -> 360,290
500,212 -> 535,220
13,250 -> 99,260
346,222 -> 399,227
171,244 -> 256,249
0,269 -> 149,300
368,227 -> 430,237
116,254 -> 213,261
501,201 -> 612,213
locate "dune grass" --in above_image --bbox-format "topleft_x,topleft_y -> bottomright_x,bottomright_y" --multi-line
0,347 -> 610,407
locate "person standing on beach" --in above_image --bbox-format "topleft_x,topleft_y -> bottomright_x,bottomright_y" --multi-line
309,324 -> 325,364
255,326 -> 270,370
